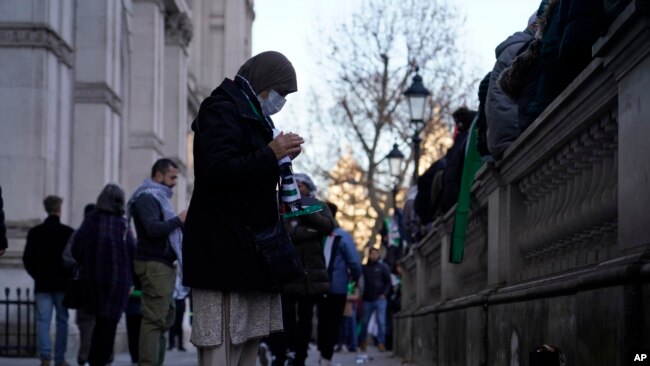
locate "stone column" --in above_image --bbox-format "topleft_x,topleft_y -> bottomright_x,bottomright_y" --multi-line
0,1 -> 76,252
72,0 -> 127,226
127,0 -> 166,194
163,11 -> 192,209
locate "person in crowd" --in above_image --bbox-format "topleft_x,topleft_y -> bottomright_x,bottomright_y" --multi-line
401,185 -> 421,246
486,13 -> 537,159
0,185 -> 7,256
336,281 -> 360,353
23,195 -> 74,366
182,51 -> 304,366
268,173 -> 335,366
71,184 -> 135,366
317,202 -> 362,366
126,276 -> 143,366
439,107 -> 476,214
475,72 -> 492,159
414,158 -> 446,229
128,158 -> 187,366
62,203 -> 97,366
168,288 -> 188,351
358,247 -> 392,352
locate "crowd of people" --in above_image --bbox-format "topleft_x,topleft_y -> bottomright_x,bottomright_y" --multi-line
403,0 -> 632,245
0,1 -> 634,365
3,51 -> 402,366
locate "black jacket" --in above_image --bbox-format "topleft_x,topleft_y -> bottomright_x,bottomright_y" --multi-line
130,194 -> 181,268
0,186 -> 7,251
362,260 -> 392,302
183,78 -> 281,292
282,196 -> 335,295
22,216 -> 74,293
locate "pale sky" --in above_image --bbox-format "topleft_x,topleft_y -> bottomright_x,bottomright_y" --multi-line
252,0 -> 541,131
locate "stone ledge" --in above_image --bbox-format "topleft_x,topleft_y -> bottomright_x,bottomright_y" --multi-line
75,82 -> 123,115
0,22 -> 74,67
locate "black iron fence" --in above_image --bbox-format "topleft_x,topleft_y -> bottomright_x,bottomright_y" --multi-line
0,287 -> 36,357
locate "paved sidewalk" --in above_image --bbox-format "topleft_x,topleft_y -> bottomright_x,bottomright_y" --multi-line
0,344 -> 415,366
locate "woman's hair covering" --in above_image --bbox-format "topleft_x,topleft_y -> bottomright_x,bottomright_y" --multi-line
96,183 -> 126,216
236,51 -> 298,95
294,173 -> 317,196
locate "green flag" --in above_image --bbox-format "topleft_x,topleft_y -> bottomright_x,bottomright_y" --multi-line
450,118 -> 483,263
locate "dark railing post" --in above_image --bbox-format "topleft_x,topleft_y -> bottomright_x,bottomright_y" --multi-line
16,288 -> 21,355
26,288 -> 31,354
4,287 -> 8,355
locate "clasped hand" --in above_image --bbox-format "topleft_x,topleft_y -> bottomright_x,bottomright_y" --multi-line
268,132 -> 304,160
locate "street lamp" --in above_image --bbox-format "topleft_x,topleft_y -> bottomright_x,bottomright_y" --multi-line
384,143 -> 404,210
403,67 -> 431,184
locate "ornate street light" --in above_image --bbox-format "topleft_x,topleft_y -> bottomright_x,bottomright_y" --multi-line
403,67 -> 431,183
386,143 -> 405,178
384,143 -> 404,210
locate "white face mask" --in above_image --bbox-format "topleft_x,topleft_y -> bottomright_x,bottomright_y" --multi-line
258,89 -> 286,116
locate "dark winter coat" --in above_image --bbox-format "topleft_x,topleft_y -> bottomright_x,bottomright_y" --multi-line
71,210 -> 136,321
0,186 -> 7,251
486,29 -> 534,159
361,260 -> 392,302
476,72 -> 491,158
182,78 -> 281,292
130,194 -> 181,268
440,130 -> 469,214
22,216 -> 74,293
525,0 -> 567,119
558,0 -> 605,87
282,196 -> 335,295
414,158 -> 447,225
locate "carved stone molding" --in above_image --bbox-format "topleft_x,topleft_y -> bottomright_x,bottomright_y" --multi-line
0,23 -> 74,67
75,82 -> 123,115
129,131 -> 164,153
165,12 -> 193,48
133,0 -> 164,8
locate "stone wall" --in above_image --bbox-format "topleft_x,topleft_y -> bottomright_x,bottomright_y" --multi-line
0,0 -> 254,358
395,2 -> 650,365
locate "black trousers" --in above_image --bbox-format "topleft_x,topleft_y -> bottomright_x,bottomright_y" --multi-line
88,316 -> 118,366
169,298 -> 186,349
126,313 -> 142,363
317,294 -> 347,361
268,294 -> 318,366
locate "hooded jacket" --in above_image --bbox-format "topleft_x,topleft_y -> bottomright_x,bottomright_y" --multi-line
486,29 -> 535,159
282,196 -> 336,295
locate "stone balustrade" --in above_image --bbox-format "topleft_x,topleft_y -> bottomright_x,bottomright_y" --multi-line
394,2 -> 650,365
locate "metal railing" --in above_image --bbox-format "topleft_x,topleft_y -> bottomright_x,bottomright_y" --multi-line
0,287 -> 36,357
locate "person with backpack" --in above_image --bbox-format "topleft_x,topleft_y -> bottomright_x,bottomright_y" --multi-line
316,202 -> 362,366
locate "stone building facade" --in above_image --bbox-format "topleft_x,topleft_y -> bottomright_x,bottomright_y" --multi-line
0,0 -> 254,354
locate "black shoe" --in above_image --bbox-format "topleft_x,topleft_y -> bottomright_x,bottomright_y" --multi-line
178,346 -> 186,352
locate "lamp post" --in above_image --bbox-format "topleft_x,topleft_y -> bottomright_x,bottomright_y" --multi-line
385,143 -> 405,210
403,67 -> 431,184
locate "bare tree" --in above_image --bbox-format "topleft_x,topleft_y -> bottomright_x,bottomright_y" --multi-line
302,0 -> 475,248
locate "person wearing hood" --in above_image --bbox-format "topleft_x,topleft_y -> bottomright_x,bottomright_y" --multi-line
182,51 -> 304,366
485,12 -> 538,160
268,173 -> 336,366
